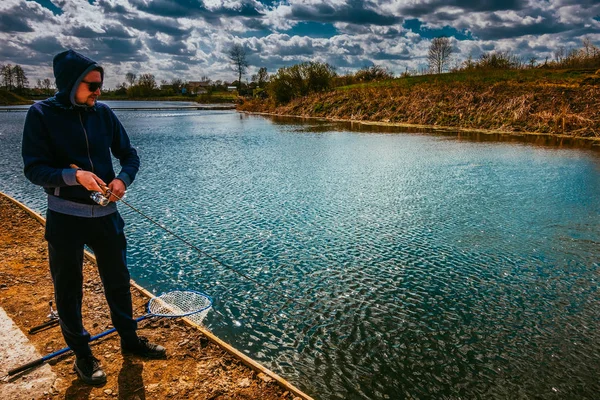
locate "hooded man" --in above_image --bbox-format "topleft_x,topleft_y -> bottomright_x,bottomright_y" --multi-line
22,49 -> 165,385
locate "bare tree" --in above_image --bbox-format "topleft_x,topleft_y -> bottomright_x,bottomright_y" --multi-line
42,78 -> 53,95
171,78 -> 184,93
125,72 -> 137,86
528,56 -> 537,68
554,46 -> 565,63
137,73 -> 156,89
227,43 -> 249,91
13,65 -> 28,92
582,37 -> 599,58
251,67 -> 269,88
428,37 -> 454,74
1,64 -> 15,91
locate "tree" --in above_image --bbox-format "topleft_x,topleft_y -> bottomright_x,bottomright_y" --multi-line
354,65 -> 394,82
13,65 -> 29,93
114,82 -> 127,96
127,73 -> 156,97
125,72 -> 137,86
528,56 -> 537,68
37,78 -> 53,96
268,61 -> 336,104
554,46 -> 565,63
137,73 -> 156,89
582,37 -> 598,58
171,78 -> 184,93
252,67 -> 269,88
1,64 -> 15,91
227,43 -> 249,91
428,36 -> 454,74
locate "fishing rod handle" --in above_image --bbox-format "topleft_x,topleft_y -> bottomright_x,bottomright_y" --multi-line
69,164 -> 111,193
28,318 -> 60,334
8,358 -> 46,376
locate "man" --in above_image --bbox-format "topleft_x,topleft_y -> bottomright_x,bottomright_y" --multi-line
22,49 -> 165,385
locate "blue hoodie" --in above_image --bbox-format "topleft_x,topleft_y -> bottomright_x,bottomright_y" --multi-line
22,49 -> 140,217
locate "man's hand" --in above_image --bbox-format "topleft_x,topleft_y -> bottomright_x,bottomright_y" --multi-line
107,179 -> 126,202
75,170 -> 107,193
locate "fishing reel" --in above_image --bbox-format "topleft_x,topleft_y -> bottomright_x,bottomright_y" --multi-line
90,190 -> 111,206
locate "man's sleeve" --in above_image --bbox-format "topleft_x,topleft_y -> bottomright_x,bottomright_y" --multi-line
109,108 -> 140,187
22,107 -> 77,187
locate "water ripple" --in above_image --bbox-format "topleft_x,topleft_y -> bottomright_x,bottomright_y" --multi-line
2,110 -> 600,399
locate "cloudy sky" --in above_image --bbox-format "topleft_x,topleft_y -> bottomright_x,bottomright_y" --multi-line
1,0 -> 600,88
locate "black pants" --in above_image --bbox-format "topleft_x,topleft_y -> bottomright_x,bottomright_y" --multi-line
45,209 -> 137,358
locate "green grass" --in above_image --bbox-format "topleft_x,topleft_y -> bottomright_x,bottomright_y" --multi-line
0,90 -> 32,106
336,68 -> 599,92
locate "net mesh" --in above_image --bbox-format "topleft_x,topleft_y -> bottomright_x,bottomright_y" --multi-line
148,290 -> 212,320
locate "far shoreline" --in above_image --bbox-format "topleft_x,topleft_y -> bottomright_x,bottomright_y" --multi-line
241,110 -> 600,149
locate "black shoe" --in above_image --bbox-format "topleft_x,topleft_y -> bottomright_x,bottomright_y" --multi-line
73,356 -> 107,385
121,336 -> 166,359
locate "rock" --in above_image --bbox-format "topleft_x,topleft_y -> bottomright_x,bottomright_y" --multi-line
104,389 -> 112,395
146,383 -> 159,392
238,378 -> 251,388
257,373 -> 273,383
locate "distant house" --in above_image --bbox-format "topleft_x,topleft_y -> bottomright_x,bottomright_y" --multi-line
227,86 -> 237,92
188,81 -> 210,94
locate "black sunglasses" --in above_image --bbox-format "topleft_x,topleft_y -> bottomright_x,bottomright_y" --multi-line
82,80 -> 103,92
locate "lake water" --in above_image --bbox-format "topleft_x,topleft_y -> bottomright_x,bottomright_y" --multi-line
1,102 -> 600,399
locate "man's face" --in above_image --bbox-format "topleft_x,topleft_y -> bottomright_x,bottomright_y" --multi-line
74,70 -> 102,106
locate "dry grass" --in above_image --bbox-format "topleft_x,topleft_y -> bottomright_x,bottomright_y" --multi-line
239,70 -> 600,138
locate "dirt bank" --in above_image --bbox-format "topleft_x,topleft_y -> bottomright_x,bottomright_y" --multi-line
0,194 -> 304,400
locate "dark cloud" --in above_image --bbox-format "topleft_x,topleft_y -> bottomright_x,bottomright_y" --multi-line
166,60 -> 191,71
27,36 -> 64,54
472,21 -> 570,41
145,37 -> 195,56
399,0 -> 525,17
0,2 -> 50,33
67,24 -> 133,39
0,13 -> 33,32
288,0 -> 401,26
116,15 -> 191,37
372,48 -> 413,61
0,41 -> 56,66
242,18 -> 270,31
87,38 -> 148,63
129,0 -> 206,18
128,0 -> 263,21
450,0 -> 525,12
275,41 -> 318,57
96,0 -> 129,15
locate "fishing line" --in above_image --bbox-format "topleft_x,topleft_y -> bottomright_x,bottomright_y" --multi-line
104,187 -> 313,315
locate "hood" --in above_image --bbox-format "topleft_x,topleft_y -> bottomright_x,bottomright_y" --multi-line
52,49 -> 104,108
